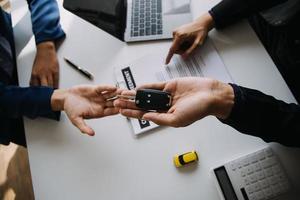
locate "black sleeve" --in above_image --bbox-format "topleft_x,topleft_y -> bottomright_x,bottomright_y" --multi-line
220,84 -> 300,147
209,0 -> 288,29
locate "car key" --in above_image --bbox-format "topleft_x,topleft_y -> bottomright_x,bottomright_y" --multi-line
135,89 -> 172,111
110,89 -> 172,111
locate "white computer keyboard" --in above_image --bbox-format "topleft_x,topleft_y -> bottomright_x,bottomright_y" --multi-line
212,147 -> 291,200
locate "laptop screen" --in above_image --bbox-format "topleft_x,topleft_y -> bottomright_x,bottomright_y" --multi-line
63,0 -> 126,41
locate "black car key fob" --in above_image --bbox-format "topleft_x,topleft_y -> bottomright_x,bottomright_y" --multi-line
135,89 -> 172,111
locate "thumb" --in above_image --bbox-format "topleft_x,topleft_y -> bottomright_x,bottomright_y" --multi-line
71,117 -> 95,136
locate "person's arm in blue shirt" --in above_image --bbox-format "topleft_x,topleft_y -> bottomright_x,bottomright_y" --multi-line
27,0 -> 65,44
0,83 -> 59,120
0,83 -> 120,136
27,0 -> 65,88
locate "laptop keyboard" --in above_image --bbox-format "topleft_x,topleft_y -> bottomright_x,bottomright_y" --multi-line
131,0 -> 163,37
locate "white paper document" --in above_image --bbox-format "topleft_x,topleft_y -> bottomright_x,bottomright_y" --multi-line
114,38 -> 233,135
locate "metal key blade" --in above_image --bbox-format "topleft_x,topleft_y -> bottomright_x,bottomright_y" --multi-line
106,94 -> 135,101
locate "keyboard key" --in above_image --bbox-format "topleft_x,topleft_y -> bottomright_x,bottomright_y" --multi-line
259,180 -> 269,188
250,174 -> 258,183
146,28 -> 151,35
139,29 -> 145,36
263,187 -> 273,199
267,176 -> 277,185
257,171 -> 265,180
246,185 -> 256,194
243,157 -> 251,167
241,169 -> 247,177
253,182 -> 261,192
257,151 -> 266,161
248,193 -> 257,200
255,191 -> 265,200
264,168 -> 273,177
261,159 -> 272,169
254,163 -> 262,172
265,148 -> 273,157
247,165 -> 254,175
244,177 -> 251,185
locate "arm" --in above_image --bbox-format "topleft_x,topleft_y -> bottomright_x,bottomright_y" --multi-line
220,84 -> 300,147
27,0 -> 65,44
0,83 -> 59,120
0,83 -> 120,136
165,0 -> 288,64
209,0 -> 287,29
27,0 -> 65,88
115,77 -> 300,147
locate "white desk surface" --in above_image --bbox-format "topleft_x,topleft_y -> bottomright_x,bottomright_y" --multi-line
11,0 -> 300,199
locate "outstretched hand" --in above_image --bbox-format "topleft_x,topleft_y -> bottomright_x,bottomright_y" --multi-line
114,77 -> 234,127
52,85 -> 120,136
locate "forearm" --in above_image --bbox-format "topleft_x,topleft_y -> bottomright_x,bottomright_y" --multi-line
220,84 -> 300,147
27,0 -> 65,44
209,0 -> 288,29
0,84 -> 60,120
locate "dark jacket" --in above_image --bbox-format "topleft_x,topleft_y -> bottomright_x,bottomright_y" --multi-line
209,0 -> 300,147
0,0 -> 65,145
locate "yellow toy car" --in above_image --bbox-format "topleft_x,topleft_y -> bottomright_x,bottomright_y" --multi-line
173,151 -> 199,167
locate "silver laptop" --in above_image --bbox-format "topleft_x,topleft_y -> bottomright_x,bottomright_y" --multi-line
124,0 -> 192,42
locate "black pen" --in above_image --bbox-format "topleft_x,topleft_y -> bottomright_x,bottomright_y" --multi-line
64,57 -> 94,80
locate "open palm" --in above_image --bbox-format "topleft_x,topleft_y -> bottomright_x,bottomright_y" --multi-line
63,85 -> 119,135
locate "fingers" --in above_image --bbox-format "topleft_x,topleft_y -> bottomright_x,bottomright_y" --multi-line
72,117 -> 95,136
47,75 -> 54,88
30,74 -> 55,88
114,99 -> 138,110
119,109 -> 147,119
53,72 -> 59,89
95,85 -> 117,94
40,76 -> 48,86
30,75 -> 40,86
165,36 -> 181,64
143,112 -> 177,127
102,91 -> 118,100
182,37 -> 202,59
137,82 -> 166,90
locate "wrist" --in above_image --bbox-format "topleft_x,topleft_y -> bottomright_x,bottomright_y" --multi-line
195,12 -> 215,31
210,81 -> 234,119
51,89 -> 68,111
37,41 -> 56,52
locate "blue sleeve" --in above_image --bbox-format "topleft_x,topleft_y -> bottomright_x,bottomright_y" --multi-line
0,83 -> 60,120
27,0 -> 65,44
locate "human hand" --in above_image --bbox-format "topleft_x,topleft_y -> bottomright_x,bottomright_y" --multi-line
165,12 -> 214,64
51,85 -> 120,136
114,77 -> 234,127
30,41 -> 59,88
